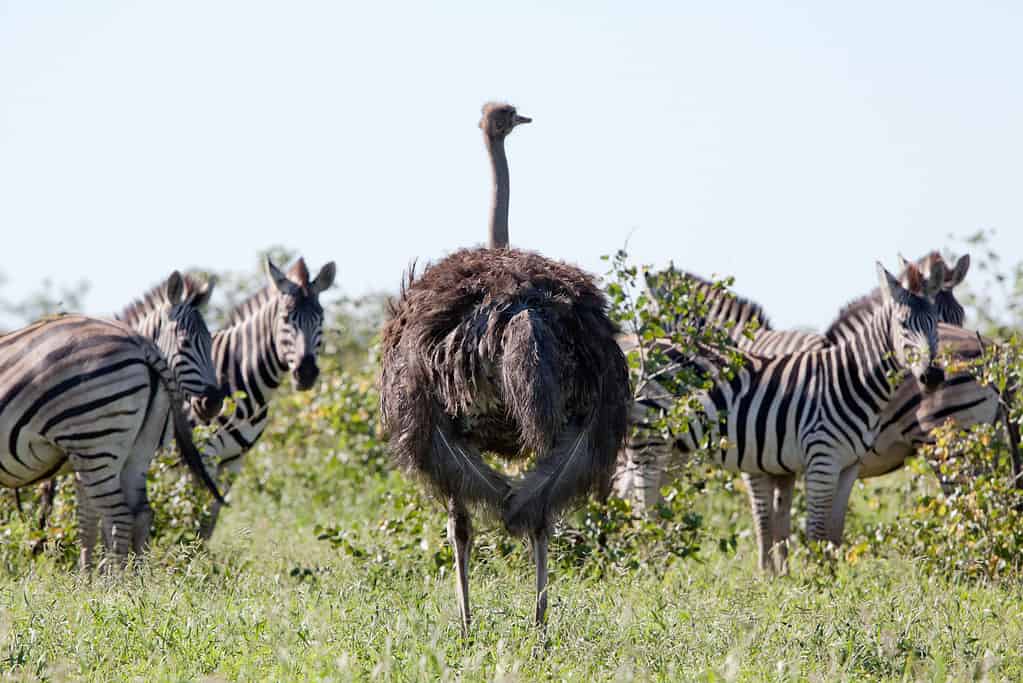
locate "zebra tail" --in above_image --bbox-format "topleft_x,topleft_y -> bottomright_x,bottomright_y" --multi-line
140,340 -> 226,504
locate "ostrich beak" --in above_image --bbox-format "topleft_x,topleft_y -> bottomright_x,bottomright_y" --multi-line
513,114 -> 532,125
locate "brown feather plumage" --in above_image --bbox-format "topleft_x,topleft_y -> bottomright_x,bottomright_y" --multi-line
379,247 -> 630,534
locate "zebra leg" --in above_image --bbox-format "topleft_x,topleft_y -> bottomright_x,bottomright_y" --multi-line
770,474 -> 795,574
30,477 -> 61,556
447,497 -> 473,634
198,457 -> 239,541
37,478 -> 58,530
614,440 -> 670,517
742,472 -> 777,573
804,454 -> 840,543
827,464 -> 860,545
72,474 -> 100,572
70,454 -> 132,571
120,459 -> 153,559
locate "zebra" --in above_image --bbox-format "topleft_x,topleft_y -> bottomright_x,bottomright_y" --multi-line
818,252 -> 1020,537
625,261 -> 946,572
196,256 -> 335,539
617,253 -> 1004,506
117,271 -> 225,423
30,271 -> 226,548
615,266 -> 829,509
0,315 -> 223,570
642,266 -> 830,357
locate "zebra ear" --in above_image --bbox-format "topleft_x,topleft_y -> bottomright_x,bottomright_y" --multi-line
897,253 -> 912,273
266,258 -> 298,296
922,259 -> 946,300
310,262 -> 336,296
192,277 -> 215,309
877,263 -> 903,305
166,271 -> 184,305
947,254 -> 970,289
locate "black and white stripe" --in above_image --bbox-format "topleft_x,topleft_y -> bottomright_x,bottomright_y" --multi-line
0,315 -> 222,569
643,267 -> 829,357
197,256 -> 335,538
117,271 -> 224,423
626,263 -> 945,572
615,268 -> 826,507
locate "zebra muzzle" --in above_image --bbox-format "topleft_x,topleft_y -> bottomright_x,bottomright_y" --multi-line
194,386 -> 226,422
293,355 -> 320,390
919,366 -> 945,392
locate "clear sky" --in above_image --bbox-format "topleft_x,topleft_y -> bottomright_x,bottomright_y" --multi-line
2,2 -> 1020,330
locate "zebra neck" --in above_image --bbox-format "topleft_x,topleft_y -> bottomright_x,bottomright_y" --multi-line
215,299 -> 286,413
853,304 -> 900,402
820,304 -> 900,410
134,313 -> 174,369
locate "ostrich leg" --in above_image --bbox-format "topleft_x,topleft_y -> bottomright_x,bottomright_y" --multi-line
447,498 -> 473,634
532,529 -> 549,625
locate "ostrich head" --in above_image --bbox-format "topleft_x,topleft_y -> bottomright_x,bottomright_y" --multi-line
479,102 -> 531,140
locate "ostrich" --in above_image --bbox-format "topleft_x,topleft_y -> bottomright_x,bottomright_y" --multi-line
379,103 -> 630,630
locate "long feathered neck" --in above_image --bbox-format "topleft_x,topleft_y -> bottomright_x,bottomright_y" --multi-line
486,134 -> 510,249
215,294 -> 286,404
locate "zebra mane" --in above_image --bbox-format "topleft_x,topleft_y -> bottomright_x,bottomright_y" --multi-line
224,287 -> 275,325
823,289 -> 881,341
648,267 -> 774,332
823,257 -> 944,342
117,273 -> 208,327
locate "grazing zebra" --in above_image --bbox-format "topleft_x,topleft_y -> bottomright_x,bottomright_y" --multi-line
626,262 -> 946,572
615,267 -> 828,509
196,256 -> 335,539
0,315 -> 223,569
642,267 -> 829,356
31,272 -> 227,541
118,271 -> 225,423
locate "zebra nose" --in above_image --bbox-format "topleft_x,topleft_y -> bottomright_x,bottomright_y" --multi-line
919,366 -> 945,391
293,355 -> 319,390
196,386 -> 225,422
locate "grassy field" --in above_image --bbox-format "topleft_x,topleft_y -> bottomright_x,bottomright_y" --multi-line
3,433 -> 1022,682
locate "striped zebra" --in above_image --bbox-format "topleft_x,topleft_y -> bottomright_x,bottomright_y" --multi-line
0,315 -> 223,570
818,253 -> 1019,537
643,266 -> 829,356
625,261 -> 946,572
117,271 -> 224,423
617,253 -> 1002,505
615,267 -> 829,509
196,256 -> 335,539
31,272 -> 227,542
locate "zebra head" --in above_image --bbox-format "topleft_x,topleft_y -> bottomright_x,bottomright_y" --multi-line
265,257 -> 336,391
878,260 -> 946,392
161,273 -> 224,422
120,271 -> 224,423
898,252 -> 970,326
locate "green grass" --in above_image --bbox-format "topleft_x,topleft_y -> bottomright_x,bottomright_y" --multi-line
2,446 -> 1023,682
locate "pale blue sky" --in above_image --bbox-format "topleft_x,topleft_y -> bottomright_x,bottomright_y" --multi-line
2,2 -> 1020,329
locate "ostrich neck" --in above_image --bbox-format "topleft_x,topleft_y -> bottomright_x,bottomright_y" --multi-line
486,135 -> 510,249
